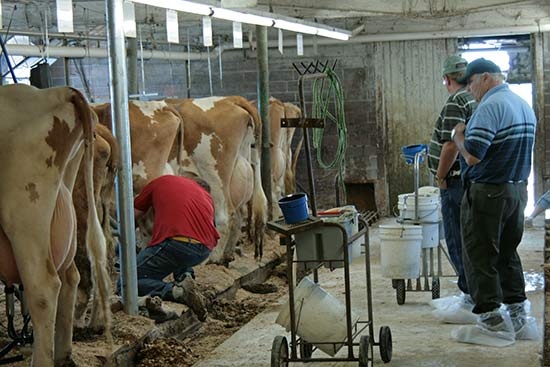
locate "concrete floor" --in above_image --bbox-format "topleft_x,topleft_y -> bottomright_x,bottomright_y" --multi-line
195,217 -> 544,367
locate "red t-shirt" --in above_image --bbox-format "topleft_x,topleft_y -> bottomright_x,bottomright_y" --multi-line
134,175 -> 220,250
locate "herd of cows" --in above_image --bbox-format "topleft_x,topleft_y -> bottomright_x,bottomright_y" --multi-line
0,84 -> 302,366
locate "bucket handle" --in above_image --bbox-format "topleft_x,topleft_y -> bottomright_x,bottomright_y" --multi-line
400,194 -> 440,220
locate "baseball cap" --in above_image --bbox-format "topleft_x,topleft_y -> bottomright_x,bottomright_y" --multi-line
458,58 -> 502,84
442,55 -> 468,76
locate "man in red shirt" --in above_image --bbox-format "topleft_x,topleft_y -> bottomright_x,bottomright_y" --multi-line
133,174 -> 220,321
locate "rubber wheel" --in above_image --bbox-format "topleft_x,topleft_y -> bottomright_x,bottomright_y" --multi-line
271,336 -> 289,367
299,339 -> 313,359
379,326 -> 393,363
395,279 -> 406,305
358,335 -> 370,367
391,279 -> 398,289
431,277 -> 440,300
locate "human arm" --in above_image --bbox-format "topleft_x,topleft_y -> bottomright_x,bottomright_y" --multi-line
452,122 -> 481,166
436,141 -> 459,189
134,208 -> 146,219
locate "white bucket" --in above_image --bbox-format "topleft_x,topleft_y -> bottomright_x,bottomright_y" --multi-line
398,192 -> 440,248
275,277 -> 359,356
379,224 -> 423,279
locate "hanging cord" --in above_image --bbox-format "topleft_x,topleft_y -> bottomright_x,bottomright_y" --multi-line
311,66 -> 348,199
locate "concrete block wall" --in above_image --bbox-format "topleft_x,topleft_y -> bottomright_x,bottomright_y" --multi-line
48,40 -> 382,213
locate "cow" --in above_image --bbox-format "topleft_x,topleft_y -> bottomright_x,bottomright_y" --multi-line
0,84 -> 109,366
92,100 -> 183,194
267,98 -> 301,218
167,96 -> 268,265
73,123 -> 119,330
92,100 -> 184,254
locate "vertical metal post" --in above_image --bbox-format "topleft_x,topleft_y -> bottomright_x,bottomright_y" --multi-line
63,58 -> 70,86
298,77 -> 318,216
256,25 -> 273,219
127,37 -> 138,95
105,0 -> 138,315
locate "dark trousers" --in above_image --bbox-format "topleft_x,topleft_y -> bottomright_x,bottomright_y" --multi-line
118,239 -> 210,301
460,181 -> 527,314
440,177 -> 468,293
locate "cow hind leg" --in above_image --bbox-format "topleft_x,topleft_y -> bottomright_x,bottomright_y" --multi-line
54,261 -> 80,366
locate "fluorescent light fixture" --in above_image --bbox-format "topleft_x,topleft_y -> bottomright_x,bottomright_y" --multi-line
296,34 -> 303,55
123,1 -> 137,38
56,0 -> 73,33
166,9 -> 179,43
278,29 -> 283,54
276,20 -> 317,36
130,0 -> 351,41
214,8 -> 274,27
233,22 -> 243,48
203,16 -> 213,47
132,0 -> 212,16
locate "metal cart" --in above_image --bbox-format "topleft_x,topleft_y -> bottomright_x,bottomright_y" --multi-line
391,147 -> 457,305
267,216 -> 392,366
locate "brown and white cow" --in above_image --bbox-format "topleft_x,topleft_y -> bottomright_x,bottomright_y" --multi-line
0,85 -> 109,366
93,100 -> 183,194
268,98 -> 301,218
73,123 -> 119,329
93,100 -> 183,247
167,96 -> 268,265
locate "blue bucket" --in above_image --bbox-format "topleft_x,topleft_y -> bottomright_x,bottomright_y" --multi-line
402,144 -> 428,165
278,193 -> 309,224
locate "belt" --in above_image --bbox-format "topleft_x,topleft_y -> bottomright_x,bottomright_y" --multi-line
469,180 -> 525,185
448,169 -> 461,178
172,236 -> 202,245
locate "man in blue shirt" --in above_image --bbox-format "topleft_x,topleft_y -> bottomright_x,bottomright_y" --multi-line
452,58 -> 537,343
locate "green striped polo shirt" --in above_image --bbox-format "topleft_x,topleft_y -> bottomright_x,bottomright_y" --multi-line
428,88 -> 477,177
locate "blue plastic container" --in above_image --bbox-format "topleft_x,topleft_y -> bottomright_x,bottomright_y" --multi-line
402,144 -> 428,165
278,193 -> 309,224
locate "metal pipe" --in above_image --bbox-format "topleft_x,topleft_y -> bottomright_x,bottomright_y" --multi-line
5,43 -> 223,60
256,25 -> 273,220
127,37 -> 138,95
106,0 -> 138,315
63,57 -> 70,86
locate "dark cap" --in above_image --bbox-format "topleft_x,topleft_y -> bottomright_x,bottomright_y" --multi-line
458,58 -> 501,84
442,55 -> 467,76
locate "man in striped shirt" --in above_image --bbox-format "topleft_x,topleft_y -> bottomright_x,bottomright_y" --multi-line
452,58 -> 537,343
428,55 -> 477,299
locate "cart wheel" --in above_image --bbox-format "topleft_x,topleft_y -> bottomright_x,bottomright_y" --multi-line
358,335 -> 370,367
271,336 -> 289,367
391,279 -> 398,289
379,326 -> 393,363
299,339 -> 313,359
395,279 -> 406,305
431,277 -> 440,300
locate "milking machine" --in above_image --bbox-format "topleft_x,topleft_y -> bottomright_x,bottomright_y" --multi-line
0,283 -> 33,365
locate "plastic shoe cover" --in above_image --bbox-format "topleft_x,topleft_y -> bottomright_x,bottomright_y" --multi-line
429,295 -> 461,310
515,316 -> 540,340
476,308 -> 515,341
432,301 -> 477,324
451,325 -> 515,347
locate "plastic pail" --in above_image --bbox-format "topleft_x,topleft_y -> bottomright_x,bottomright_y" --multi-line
401,144 -> 427,164
278,193 -> 308,224
275,276 -> 359,356
398,193 -> 440,248
379,224 -> 423,279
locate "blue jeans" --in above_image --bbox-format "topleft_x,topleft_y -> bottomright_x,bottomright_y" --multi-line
119,238 -> 210,301
440,177 -> 468,293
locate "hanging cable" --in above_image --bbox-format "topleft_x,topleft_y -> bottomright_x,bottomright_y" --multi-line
311,66 -> 348,199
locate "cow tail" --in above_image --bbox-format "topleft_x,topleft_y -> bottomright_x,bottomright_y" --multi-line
71,89 -> 113,345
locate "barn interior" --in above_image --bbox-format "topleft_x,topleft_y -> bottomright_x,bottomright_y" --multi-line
0,0 -> 549,366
